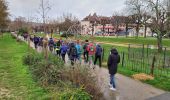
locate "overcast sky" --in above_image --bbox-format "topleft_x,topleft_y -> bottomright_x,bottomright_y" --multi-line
6,0 -> 126,21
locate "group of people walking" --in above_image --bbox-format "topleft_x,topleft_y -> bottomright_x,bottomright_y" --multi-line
30,35 -> 120,91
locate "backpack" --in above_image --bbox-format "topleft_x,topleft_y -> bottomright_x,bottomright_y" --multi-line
96,46 -> 102,56
49,39 -> 54,45
90,46 -> 94,52
70,46 -> 77,56
76,45 -> 82,54
61,46 -> 67,54
34,37 -> 39,43
56,41 -> 61,47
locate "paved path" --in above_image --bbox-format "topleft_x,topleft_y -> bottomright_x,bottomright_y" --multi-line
12,33 -> 166,100
94,67 -> 165,100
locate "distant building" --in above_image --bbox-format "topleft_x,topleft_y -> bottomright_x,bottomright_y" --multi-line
81,13 -> 126,36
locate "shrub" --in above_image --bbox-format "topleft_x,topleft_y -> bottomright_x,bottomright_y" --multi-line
59,88 -> 91,100
23,53 -> 43,66
31,59 -> 63,86
23,53 -> 64,86
61,32 -> 74,38
60,65 -> 103,100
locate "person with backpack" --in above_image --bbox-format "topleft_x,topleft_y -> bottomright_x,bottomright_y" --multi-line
33,35 -> 39,49
107,48 -> 120,91
94,43 -> 103,68
60,42 -> 68,63
87,42 -> 96,66
83,40 -> 89,63
75,40 -> 82,63
48,38 -> 54,52
68,42 -> 77,66
55,40 -> 62,56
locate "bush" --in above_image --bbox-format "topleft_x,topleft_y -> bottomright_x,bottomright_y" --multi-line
59,88 -> 91,100
23,53 -> 64,86
31,59 -> 62,86
60,65 -> 103,100
23,53 -> 43,66
61,32 -> 74,38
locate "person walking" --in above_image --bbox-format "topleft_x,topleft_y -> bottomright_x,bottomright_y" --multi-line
60,42 -> 68,63
33,35 -> 39,49
55,40 -> 62,56
87,42 -> 96,67
75,40 -> 82,63
107,48 -> 120,91
94,43 -> 103,68
83,40 -> 89,63
68,42 -> 77,66
48,38 -> 54,52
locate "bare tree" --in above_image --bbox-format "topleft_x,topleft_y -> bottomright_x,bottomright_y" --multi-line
141,12 -> 152,38
112,12 -> 126,37
58,13 -> 79,32
146,0 -> 168,52
0,0 -> 9,36
100,17 -> 110,36
37,0 -> 51,33
125,0 -> 145,38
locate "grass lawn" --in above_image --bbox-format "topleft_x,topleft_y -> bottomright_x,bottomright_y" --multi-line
0,34 -> 50,99
94,36 -> 170,47
118,66 -> 170,91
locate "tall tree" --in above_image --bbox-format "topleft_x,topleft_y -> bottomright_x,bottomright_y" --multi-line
0,0 -> 9,32
125,0 -> 145,38
37,0 -> 51,33
112,12 -> 126,36
146,0 -> 168,52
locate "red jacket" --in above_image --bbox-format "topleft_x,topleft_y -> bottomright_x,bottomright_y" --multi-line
87,43 -> 96,56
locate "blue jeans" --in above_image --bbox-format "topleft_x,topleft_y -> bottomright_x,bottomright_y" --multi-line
110,74 -> 116,88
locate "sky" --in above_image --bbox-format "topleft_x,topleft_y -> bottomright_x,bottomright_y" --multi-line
6,0 -> 126,21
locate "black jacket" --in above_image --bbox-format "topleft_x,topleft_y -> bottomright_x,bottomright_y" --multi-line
107,49 -> 120,75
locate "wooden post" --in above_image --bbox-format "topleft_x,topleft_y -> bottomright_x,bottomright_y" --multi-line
142,44 -> 144,58
102,48 -> 105,62
128,44 -> 130,59
163,47 -> 167,68
147,44 -> 149,57
122,52 -> 125,67
150,55 -> 156,76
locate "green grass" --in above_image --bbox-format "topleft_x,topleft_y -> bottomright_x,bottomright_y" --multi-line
118,66 -> 170,91
0,34 -> 50,99
95,36 -> 170,47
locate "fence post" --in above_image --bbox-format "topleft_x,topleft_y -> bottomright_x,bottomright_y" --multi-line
163,47 -> 167,68
150,55 -> 156,76
147,44 -> 149,58
142,44 -> 145,58
102,48 -> 105,62
122,52 -> 125,67
128,44 -> 130,59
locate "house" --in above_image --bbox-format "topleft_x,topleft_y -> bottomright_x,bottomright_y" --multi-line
81,13 -> 126,35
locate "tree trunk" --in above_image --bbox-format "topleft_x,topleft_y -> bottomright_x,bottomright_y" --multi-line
157,34 -> 163,53
102,25 -> 105,37
126,23 -> 128,38
144,25 -> 147,38
136,23 -> 139,38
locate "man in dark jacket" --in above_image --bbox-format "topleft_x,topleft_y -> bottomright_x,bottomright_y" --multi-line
107,48 -> 120,91
83,40 -> 89,63
33,35 -> 39,49
60,42 -> 68,63
68,42 -> 77,66
94,43 -> 103,68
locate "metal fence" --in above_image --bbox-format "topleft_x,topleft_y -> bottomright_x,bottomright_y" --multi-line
120,48 -> 170,77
